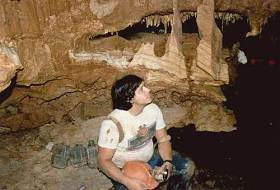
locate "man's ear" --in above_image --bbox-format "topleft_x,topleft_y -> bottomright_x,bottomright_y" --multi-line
126,97 -> 133,103
129,97 -> 134,104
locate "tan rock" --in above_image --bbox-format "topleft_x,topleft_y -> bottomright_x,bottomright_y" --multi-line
0,43 -> 22,92
191,0 -> 229,85
129,0 -> 187,80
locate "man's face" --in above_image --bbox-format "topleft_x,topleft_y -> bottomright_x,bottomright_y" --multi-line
131,82 -> 152,106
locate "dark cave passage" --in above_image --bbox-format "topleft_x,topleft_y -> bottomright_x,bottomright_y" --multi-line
168,13 -> 280,187
169,62 -> 280,189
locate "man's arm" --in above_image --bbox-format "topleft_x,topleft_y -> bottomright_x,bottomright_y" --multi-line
97,146 -> 147,190
155,128 -> 173,175
155,128 -> 172,161
153,103 -> 172,161
97,147 -> 127,183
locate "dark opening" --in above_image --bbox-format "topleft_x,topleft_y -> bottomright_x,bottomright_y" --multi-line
216,16 -> 250,48
182,16 -> 198,33
118,22 -> 171,39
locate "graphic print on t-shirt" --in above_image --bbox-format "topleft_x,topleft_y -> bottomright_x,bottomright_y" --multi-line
127,121 -> 156,151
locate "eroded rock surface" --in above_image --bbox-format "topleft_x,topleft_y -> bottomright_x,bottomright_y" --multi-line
191,0 -> 228,85
1,0 -> 278,132
0,43 -> 22,92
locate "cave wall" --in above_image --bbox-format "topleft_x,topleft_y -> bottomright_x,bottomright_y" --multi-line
1,0 -> 279,132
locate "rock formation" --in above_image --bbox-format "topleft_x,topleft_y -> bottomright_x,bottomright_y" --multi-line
191,0 -> 228,85
0,43 -> 22,92
1,0 -> 279,132
129,0 -> 187,80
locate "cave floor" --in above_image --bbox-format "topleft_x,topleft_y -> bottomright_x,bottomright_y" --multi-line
0,114 -> 277,190
0,120 -> 113,190
0,124 -> 246,190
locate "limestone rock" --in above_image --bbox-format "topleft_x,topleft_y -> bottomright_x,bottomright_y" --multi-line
162,104 -> 187,129
16,40 -> 56,86
89,0 -> 119,19
189,102 -> 236,132
129,0 -> 187,80
191,0 -> 229,85
0,43 -> 22,92
2,0 -> 278,132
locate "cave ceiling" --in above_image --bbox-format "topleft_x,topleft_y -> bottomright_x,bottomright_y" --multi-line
0,0 -> 279,132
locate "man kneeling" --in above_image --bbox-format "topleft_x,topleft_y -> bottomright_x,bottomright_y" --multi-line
97,75 -> 195,190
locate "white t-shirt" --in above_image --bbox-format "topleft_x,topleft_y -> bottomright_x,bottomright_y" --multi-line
98,103 -> 166,168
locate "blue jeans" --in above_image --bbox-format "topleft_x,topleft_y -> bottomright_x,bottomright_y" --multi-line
111,150 -> 194,190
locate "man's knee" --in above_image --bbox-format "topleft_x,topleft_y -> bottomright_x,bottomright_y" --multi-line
185,159 -> 196,180
172,152 -> 196,180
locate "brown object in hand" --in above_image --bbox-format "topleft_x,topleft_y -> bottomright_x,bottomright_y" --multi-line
122,161 -> 159,190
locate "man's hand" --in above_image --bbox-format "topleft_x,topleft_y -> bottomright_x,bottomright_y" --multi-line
159,161 -> 173,180
162,161 -> 173,179
153,161 -> 173,183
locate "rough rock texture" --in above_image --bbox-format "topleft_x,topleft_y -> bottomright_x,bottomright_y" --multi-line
191,0 -> 229,85
0,43 -> 22,92
129,0 -> 187,79
1,0 -> 279,132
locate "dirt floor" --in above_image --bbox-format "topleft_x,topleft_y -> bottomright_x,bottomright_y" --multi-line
0,121 -> 246,190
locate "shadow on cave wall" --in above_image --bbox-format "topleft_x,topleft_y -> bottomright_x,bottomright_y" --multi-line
0,77 -> 17,105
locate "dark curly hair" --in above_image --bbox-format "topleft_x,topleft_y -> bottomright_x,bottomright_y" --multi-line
111,75 -> 143,110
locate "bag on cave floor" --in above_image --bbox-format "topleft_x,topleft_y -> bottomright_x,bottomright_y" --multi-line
50,140 -> 98,169
87,140 -> 98,169
69,144 -> 88,167
51,144 -> 70,169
